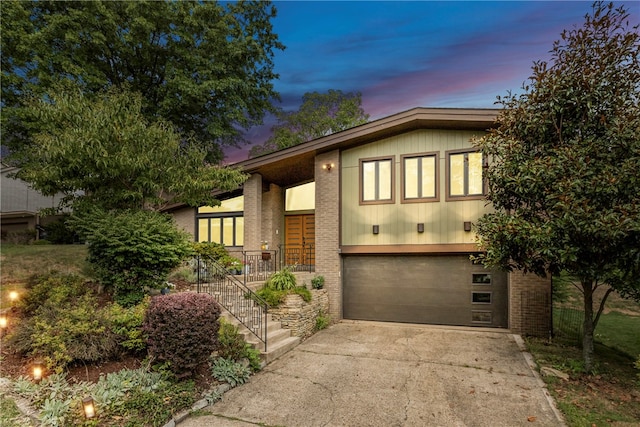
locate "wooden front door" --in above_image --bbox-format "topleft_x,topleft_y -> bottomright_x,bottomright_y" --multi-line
284,214 -> 315,266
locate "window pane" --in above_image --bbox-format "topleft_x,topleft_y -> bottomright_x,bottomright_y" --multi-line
198,219 -> 209,242
378,160 -> 392,200
404,158 -> 419,199
472,292 -> 492,304
286,182 -> 315,211
468,152 -> 484,195
198,196 -> 244,213
223,217 -> 234,246
421,156 -> 436,198
235,217 -> 244,246
362,161 -> 376,201
210,219 -> 221,244
449,154 -> 465,196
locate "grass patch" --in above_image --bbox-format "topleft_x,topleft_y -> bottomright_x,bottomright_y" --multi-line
527,336 -> 640,426
594,311 -> 640,357
0,244 -> 89,283
0,244 -> 89,309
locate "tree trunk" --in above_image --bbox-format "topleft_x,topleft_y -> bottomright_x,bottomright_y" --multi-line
582,280 -> 595,372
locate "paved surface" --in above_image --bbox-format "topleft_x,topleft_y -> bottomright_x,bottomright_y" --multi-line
180,321 -> 564,427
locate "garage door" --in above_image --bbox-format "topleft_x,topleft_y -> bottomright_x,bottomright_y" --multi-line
343,255 -> 508,328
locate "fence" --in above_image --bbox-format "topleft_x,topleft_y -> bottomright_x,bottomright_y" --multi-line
553,306 -> 584,345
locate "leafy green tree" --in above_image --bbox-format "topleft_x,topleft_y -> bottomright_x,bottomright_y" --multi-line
15,86 -> 247,212
474,2 -> 639,371
1,0 -> 284,163
249,90 -> 369,157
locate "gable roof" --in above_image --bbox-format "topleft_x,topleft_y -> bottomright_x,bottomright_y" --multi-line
234,107 -> 498,188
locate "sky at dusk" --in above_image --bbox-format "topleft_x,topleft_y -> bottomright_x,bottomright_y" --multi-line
224,1 -> 637,163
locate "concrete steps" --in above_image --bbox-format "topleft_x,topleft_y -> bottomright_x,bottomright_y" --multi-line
220,311 -> 300,365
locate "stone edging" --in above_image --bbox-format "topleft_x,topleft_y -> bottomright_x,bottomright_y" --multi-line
163,382 -> 232,427
511,334 -> 567,426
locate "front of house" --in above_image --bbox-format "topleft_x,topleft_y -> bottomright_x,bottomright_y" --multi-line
170,107 -> 551,336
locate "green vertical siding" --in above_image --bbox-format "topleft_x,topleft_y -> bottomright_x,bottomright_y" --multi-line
341,129 -> 492,246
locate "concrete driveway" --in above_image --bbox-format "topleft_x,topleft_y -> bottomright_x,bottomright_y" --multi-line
180,321 -> 564,427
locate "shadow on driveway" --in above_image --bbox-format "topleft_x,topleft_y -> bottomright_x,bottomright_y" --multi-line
179,321 -> 564,427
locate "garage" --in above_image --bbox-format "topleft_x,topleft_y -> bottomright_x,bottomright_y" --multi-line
343,255 -> 508,328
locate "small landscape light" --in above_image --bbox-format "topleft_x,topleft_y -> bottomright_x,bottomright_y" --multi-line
82,396 -> 96,419
9,291 -> 19,305
0,315 -> 7,329
32,360 -> 44,383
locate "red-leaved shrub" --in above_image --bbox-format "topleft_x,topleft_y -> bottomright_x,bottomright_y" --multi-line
144,292 -> 221,376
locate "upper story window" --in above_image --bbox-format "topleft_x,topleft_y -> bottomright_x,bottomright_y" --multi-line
446,149 -> 485,200
360,156 -> 395,205
401,153 -> 438,203
285,182 -> 315,211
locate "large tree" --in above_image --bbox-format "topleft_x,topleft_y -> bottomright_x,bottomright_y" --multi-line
1,0 -> 284,163
16,86 -> 247,212
249,90 -> 369,157
474,2 -> 640,371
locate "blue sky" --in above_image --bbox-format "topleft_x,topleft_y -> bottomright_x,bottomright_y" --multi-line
226,1 -> 635,162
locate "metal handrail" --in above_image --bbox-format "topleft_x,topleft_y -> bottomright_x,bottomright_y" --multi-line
242,250 -> 278,283
196,255 -> 268,351
278,243 -> 315,272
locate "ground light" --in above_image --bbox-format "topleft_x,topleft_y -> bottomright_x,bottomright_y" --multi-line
32,360 -> 44,383
82,396 -> 96,419
9,291 -> 19,304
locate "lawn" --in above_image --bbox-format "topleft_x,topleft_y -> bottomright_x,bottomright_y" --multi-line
0,244 -> 89,309
526,281 -> 640,426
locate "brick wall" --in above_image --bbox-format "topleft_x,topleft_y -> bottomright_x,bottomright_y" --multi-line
243,174 -> 262,251
261,183 -> 283,250
509,271 -> 552,337
171,207 -> 195,238
315,150 -> 342,320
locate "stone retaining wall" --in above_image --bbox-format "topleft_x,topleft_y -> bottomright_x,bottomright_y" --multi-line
269,289 -> 329,338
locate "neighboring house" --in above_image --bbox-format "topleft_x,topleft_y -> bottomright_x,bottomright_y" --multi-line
170,108 -> 551,336
0,162 -> 66,240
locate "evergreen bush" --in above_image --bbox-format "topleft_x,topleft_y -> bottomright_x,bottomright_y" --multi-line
144,292 -> 221,377
73,209 -> 193,306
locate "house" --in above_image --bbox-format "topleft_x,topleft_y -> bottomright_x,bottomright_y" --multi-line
170,107 -> 551,336
0,162 -> 67,241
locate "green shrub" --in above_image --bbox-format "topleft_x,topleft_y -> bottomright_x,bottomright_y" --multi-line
217,320 -> 248,361
315,311 -> 330,331
12,366 -> 195,427
144,292 -> 221,377
217,319 -> 262,371
293,285 -> 312,302
19,272 -> 88,316
635,355 -> 640,380
73,209 -> 193,306
210,358 -> 251,387
265,267 -> 297,291
42,216 -> 78,244
10,272 -> 118,371
254,285 -> 311,307
254,286 -> 287,307
106,297 -> 150,353
311,275 -> 325,290
168,265 -> 197,284
191,241 -> 228,260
